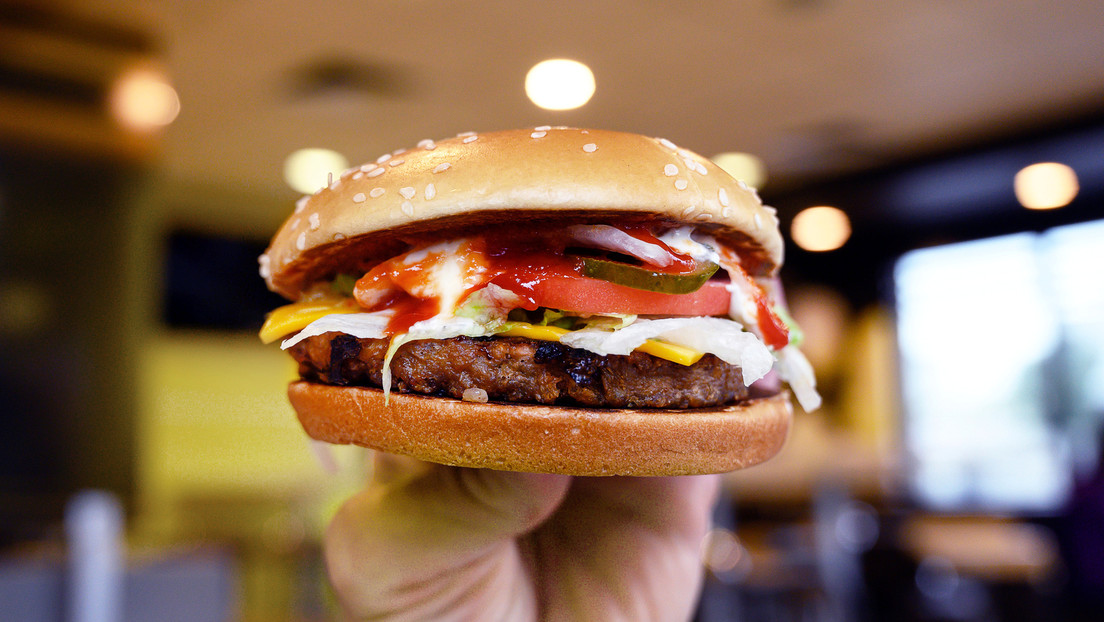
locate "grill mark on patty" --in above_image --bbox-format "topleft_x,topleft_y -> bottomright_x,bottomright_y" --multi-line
328,334 -> 363,385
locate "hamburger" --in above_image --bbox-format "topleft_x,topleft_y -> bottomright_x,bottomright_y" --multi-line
258,127 -> 819,476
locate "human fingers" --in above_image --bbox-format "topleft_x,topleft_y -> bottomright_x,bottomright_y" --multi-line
528,474 -> 720,622
325,459 -> 572,621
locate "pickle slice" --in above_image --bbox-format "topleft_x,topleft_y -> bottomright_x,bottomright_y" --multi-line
581,257 -> 719,294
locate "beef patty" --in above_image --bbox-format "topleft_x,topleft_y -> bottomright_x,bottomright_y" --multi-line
287,333 -> 750,409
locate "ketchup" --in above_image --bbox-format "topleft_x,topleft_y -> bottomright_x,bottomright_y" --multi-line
614,224 -> 700,274
756,297 -> 790,350
353,227 -> 724,336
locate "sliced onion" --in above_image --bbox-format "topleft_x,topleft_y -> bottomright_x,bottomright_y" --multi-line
567,224 -> 675,267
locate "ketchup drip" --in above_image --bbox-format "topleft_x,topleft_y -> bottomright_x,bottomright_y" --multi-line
482,237 -> 580,310
380,292 -> 443,335
353,227 -> 728,336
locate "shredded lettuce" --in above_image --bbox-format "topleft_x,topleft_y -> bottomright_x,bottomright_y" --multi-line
579,313 -> 637,331
560,317 -> 775,385
453,283 -> 519,328
774,345 -> 821,412
280,310 -> 392,349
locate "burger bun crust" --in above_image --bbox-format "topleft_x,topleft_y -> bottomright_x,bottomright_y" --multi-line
289,381 -> 792,476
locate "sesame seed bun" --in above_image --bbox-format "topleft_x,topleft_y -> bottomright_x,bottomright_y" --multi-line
289,382 -> 793,476
261,127 -> 782,300
262,127 -> 798,476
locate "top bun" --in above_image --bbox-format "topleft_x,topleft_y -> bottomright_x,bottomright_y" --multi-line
261,127 -> 783,300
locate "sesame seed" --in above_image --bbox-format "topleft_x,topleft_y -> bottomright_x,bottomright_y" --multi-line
737,180 -> 751,191
367,167 -> 385,178
401,201 -> 415,216
462,387 -> 489,403
697,213 -> 713,221
353,192 -> 367,203
678,149 -> 694,159
290,217 -> 300,229
352,172 -> 364,180
328,172 -> 334,186
296,232 -> 306,250
535,125 -> 552,131
718,188 -> 730,207
681,207 -> 696,219
376,153 -> 392,164
531,131 -> 547,139
425,183 -> 436,200
754,213 -> 763,230
433,163 -> 451,173
675,179 -> 689,191
418,139 -> 437,150
393,148 -> 406,156
692,161 -> 708,175
329,180 -> 341,191
663,164 -> 678,177
462,135 -> 478,144
295,196 -> 309,213
658,138 -> 677,150
457,131 -> 476,137
369,187 -> 385,198
258,254 -> 271,278
360,163 -> 378,172
722,206 -> 733,218
583,143 -> 597,153
333,233 -> 346,241
389,159 -> 405,167
400,186 -> 416,199
309,213 -> 321,230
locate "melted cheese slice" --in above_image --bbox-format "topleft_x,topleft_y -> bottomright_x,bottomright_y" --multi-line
260,300 -> 705,366
259,298 -> 360,344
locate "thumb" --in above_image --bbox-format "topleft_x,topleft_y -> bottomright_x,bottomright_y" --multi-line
325,455 -> 571,619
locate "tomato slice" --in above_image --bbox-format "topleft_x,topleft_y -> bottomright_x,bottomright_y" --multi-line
493,273 -> 731,316
756,297 -> 790,350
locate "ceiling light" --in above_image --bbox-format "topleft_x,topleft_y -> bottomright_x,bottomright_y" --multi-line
791,205 -> 851,252
284,148 -> 349,194
711,152 -> 767,188
525,59 -> 596,111
1014,162 -> 1079,210
109,66 -> 180,132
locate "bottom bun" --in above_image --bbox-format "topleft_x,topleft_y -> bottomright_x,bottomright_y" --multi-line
289,381 -> 793,476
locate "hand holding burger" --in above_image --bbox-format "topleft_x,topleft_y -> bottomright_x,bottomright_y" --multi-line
259,127 -> 819,475
260,127 -> 820,619
323,453 -> 720,621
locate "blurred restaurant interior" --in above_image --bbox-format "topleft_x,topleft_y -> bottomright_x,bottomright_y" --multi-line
1,1 -> 1103,620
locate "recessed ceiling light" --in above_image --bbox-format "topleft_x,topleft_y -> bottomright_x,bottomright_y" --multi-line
284,148 -> 348,194
109,66 -> 180,132
525,59 -> 596,111
1014,162 -> 1079,210
711,152 -> 767,189
791,205 -> 851,252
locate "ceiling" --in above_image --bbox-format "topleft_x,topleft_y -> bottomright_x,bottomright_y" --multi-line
8,1 -> 1104,232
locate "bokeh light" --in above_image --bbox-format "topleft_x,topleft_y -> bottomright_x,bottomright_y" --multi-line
525,59 -> 596,110
1014,162 -> 1079,210
283,148 -> 349,194
711,152 -> 768,188
109,66 -> 180,132
791,205 -> 852,252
